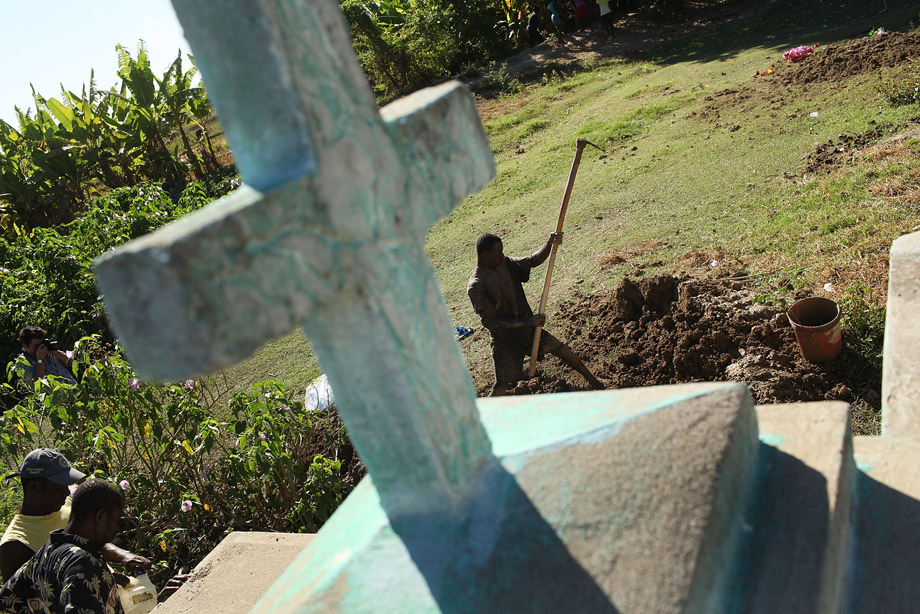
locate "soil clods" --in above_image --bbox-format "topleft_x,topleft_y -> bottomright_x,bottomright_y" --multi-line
510,274 -> 859,409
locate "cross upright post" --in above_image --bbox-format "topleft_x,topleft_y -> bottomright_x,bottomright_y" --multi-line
94,0 -> 497,517
93,3 -> 809,612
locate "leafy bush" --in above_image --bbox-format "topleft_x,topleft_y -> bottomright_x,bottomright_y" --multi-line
0,177 -> 239,368
838,281 -> 886,372
473,68 -> 524,98
1,338 -> 363,585
878,62 -> 920,107
341,0 -> 510,98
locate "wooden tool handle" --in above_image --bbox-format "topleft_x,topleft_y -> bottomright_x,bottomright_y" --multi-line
528,139 -> 589,377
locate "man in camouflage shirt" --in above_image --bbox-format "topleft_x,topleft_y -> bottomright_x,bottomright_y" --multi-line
0,479 -> 125,614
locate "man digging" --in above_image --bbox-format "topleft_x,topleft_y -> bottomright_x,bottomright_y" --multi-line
468,232 -> 604,396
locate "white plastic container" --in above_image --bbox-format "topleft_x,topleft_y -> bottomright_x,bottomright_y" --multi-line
117,573 -> 157,614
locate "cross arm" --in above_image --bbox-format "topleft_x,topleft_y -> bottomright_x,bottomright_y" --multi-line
93,182 -> 349,381
381,81 -> 495,238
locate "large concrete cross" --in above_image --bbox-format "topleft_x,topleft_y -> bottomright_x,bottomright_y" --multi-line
94,0 -> 497,517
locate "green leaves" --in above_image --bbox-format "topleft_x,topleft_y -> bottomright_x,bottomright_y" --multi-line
43,97 -> 75,133
1,338 -> 359,586
1,39 -> 218,231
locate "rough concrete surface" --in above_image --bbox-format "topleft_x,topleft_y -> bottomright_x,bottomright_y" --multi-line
850,436 -> 920,612
732,402 -> 854,614
253,383 -> 760,613
154,532 -> 314,614
507,384 -> 758,614
882,231 -> 920,436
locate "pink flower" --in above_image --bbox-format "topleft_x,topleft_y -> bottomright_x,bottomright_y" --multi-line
183,379 -> 195,390
129,378 -> 139,390
119,480 -> 130,490
180,500 -> 193,513
259,432 -> 267,442
68,484 -> 78,496
783,45 -> 815,62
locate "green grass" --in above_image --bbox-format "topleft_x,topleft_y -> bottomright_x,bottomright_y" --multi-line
0,486 -> 21,528
219,0 -> 920,411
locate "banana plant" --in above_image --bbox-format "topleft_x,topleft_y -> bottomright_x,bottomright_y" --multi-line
58,72 -> 135,189
160,51 -> 204,179
27,87 -> 88,222
186,86 -> 219,174
183,55 -> 220,174
115,41 -> 184,187
0,118 -> 41,229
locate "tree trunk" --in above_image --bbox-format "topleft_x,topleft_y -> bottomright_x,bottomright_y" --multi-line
202,131 -> 220,170
178,123 -> 204,179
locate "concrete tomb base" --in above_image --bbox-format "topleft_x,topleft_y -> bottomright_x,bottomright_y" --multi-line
253,383 -> 757,613
154,532 -> 314,614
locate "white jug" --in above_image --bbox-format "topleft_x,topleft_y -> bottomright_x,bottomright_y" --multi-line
117,573 -> 157,614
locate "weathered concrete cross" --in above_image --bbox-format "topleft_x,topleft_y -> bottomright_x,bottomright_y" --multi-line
94,0 -> 497,517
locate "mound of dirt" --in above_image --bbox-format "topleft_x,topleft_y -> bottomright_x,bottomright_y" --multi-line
512,274 -> 859,406
805,122 -> 892,174
778,32 -> 920,87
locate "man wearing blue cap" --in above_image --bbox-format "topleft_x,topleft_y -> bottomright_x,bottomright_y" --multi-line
0,449 -> 149,582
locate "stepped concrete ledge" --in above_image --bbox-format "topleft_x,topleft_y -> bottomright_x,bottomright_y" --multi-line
731,402 -> 854,614
850,435 -> 920,612
882,231 -> 920,436
154,532 -> 314,614
251,383 -> 759,613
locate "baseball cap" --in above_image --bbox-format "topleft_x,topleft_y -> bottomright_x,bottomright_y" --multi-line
5,448 -> 86,485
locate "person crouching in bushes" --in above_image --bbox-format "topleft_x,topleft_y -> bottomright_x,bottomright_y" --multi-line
15,326 -> 76,386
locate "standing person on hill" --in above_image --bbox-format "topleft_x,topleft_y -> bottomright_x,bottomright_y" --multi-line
15,326 -> 77,386
527,7 -> 545,47
0,448 -> 150,583
546,0 -> 566,39
0,479 -> 127,613
598,0 -> 615,38
468,232 -> 605,396
570,0 -> 589,28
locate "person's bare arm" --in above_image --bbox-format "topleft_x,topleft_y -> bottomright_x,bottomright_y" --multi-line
528,232 -> 563,268
33,344 -> 50,379
101,543 -> 151,573
0,541 -> 35,582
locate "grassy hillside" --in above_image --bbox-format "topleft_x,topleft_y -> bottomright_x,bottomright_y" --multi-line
223,0 -> 920,410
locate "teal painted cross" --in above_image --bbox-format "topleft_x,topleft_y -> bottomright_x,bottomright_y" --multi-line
94,0 -> 497,517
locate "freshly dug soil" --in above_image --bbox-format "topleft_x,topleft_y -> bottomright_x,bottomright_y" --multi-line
504,274 -> 859,407
777,31 -> 920,87
804,123 -> 893,174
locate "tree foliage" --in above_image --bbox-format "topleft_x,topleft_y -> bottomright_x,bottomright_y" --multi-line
341,0 -> 511,96
0,42 -> 219,231
1,342 -> 361,586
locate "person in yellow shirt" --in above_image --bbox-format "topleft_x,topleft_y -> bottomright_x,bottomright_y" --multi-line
0,448 -> 150,582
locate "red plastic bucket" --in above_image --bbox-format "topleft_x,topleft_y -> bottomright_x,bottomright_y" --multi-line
787,297 -> 842,362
